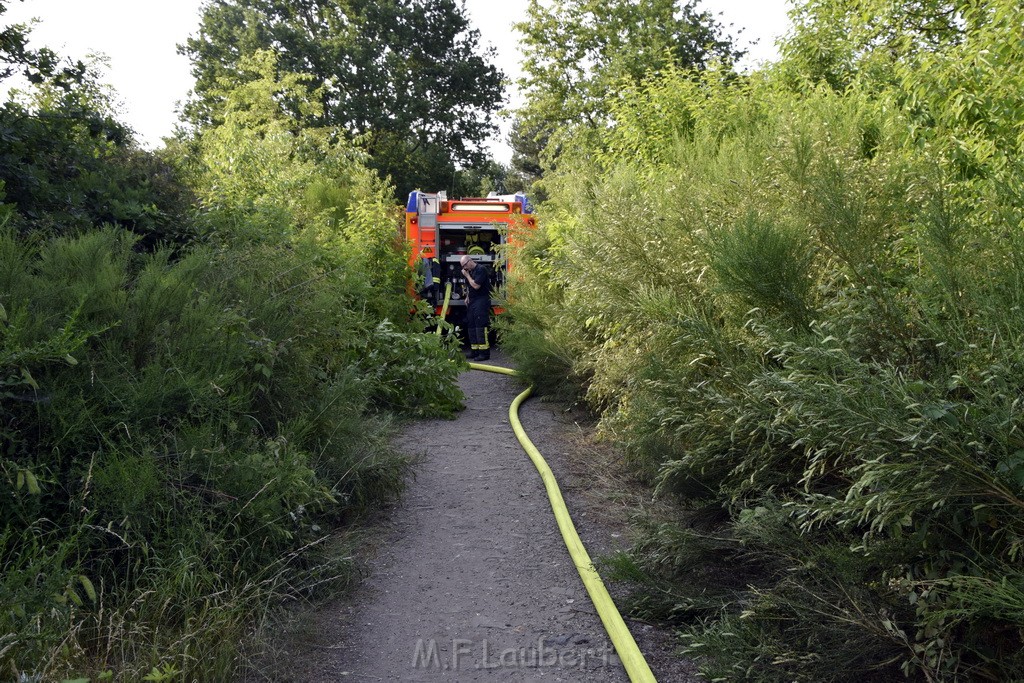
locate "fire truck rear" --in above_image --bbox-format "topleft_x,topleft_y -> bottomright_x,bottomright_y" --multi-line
405,190 -> 535,336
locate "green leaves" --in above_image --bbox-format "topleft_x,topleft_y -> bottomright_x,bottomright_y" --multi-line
513,0 -> 742,173
503,1 -> 1024,678
710,212 -> 817,330
183,0 -> 504,197
15,468 -> 40,495
59,574 -> 97,608
996,451 -> 1024,490
19,367 -> 37,391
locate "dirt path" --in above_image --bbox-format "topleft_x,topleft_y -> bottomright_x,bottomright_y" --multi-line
279,353 -> 696,682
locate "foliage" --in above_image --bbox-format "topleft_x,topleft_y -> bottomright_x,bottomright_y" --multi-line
0,13 -> 467,681
0,177 -> 464,678
0,61 -> 199,247
507,117 -> 548,195
493,210 -> 583,403
781,0 -> 983,90
512,0 -> 742,173
0,0 -> 85,88
503,0 -> 1024,678
0,221 -> 462,680
181,0 -> 505,198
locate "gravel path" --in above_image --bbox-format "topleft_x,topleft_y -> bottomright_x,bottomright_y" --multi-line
280,353 -> 696,682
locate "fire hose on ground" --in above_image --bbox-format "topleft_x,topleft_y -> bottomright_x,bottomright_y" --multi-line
468,360 -> 657,683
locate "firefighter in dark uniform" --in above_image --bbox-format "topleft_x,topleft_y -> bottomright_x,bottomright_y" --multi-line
460,254 -> 491,361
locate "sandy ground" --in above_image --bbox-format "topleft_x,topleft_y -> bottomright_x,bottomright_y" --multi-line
273,352 -> 698,682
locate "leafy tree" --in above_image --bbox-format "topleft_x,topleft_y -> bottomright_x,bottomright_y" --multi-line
780,0 -> 983,89
188,49 -> 404,273
508,117 -> 547,192
449,159 -> 522,198
181,0 -> 505,198
0,28 -> 196,246
512,0 -> 742,169
0,0 -> 84,89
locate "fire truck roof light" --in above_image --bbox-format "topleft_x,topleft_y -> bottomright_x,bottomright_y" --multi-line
450,202 -> 511,212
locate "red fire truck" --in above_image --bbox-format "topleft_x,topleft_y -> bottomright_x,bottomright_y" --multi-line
405,190 -> 535,333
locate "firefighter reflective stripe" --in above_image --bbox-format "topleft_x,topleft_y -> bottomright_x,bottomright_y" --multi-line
471,327 -> 490,350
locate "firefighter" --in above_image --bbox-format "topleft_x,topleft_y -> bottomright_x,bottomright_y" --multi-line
460,254 -> 491,361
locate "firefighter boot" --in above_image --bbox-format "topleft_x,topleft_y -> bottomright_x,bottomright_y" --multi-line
479,326 -> 491,361
473,327 -> 490,361
468,327 -> 486,360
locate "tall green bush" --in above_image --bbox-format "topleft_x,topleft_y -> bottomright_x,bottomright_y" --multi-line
504,0 -> 1024,678
0,216 -> 462,679
1,43 -> 465,683
0,61 -> 199,247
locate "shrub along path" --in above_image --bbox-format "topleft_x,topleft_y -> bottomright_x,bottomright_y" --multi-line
276,351 -> 694,681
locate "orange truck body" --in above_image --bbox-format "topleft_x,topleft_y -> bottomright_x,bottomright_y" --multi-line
405,190 -> 535,321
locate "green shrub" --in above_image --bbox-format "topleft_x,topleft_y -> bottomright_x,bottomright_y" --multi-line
710,212 -> 816,330
0,95 -> 199,247
503,1 -> 1024,678
0,33 -> 468,680
0,218 -> 462,679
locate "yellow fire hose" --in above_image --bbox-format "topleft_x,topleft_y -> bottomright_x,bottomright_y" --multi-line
468,361 -> 657,683
435,282 -> 453,335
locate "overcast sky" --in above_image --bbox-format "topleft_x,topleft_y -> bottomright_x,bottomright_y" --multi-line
2,0 -> 793,162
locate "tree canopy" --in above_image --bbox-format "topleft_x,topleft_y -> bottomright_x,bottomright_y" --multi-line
782,0 -> 985,89
0,8 -> 195,247
181,0 -> 505,198
511,0 -> 742,175
0,0 -> 85,89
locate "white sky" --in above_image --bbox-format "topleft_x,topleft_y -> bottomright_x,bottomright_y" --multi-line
2,0 -> 792,163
